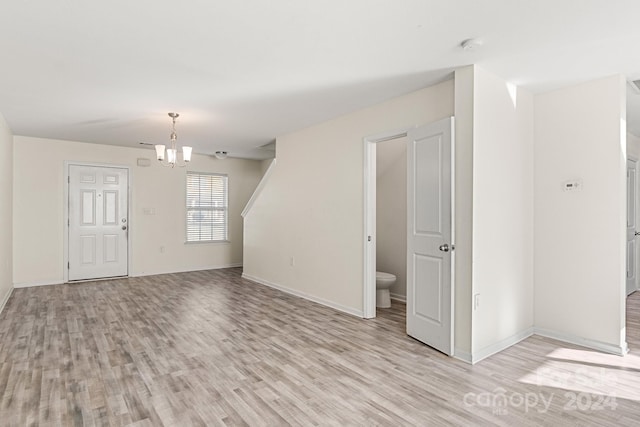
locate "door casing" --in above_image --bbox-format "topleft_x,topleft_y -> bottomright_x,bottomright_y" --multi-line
63,161 -> 132,283
628,157 -> 639,295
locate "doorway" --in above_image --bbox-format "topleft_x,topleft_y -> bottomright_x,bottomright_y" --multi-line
363,117 -> 455,355
64,163 -> 130,282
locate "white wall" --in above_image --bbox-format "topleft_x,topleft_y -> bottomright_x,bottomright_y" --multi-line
453,67 -> 475,356
472,67 -> 534,358
243,80 -> 454,315
376,137 -> 407,300
534,75 -> 627,354
13,136 -> 264,286
0,114 -> 13,309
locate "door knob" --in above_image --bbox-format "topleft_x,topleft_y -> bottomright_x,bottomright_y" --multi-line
635,231 -> 640,236
439,244 -> 450,252
122,225 -> 127,231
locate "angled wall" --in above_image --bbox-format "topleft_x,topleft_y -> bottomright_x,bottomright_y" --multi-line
243,80 -> 454,315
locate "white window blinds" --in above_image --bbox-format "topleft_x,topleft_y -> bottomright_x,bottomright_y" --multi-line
186,172 -> 228,242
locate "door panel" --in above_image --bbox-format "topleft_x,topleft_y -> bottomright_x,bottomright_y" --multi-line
406,117 -> 454,355
69,165 -> 128,281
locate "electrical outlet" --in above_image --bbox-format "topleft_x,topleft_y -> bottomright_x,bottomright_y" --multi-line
160,246 -> 165,253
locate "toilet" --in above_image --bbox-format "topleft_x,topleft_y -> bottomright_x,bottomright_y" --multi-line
376,271 -> 396,308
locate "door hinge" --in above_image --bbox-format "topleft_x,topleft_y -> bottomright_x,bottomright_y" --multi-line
68,176 -> 70,183
67,262 -> 70,269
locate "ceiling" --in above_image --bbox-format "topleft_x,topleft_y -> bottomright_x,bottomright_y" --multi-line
1,1 -> 640,160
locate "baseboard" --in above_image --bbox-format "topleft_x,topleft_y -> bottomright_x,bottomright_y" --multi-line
470,327 -> 534,364
131,263 -> 243,278
534,327 -> 629,356
14,264 -> 244,288
453,348 -> 472,364
390,293 -> 406,303
0,286 -> 14,314
242,273 -> 364,318
13,279 -> 63,288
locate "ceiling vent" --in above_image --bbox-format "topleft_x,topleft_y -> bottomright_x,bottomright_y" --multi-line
628,79 -> 640,94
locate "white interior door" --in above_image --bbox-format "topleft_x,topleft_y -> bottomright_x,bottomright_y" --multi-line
68,165 -> 129,281
406,117 -> 454,355
627,159 -> 637,296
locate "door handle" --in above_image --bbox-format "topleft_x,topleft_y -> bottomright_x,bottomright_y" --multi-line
122,225 -> 127,231
439,243 -> 453,252
635,231 -> 640,236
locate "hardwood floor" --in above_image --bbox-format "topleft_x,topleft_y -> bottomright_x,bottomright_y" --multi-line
0,268 -> 639,426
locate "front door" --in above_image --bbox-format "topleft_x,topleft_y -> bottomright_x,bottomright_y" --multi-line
68,164 -> 129,281
406,117 -> 454,355
627,159 -> 637,296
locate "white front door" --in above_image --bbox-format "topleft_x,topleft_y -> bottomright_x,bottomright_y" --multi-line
68,165 -> 129,281
406,117 -> 454,355
627,159 -> 637,296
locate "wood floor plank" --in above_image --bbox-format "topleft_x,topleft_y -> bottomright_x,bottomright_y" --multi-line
0,268 -> 639,426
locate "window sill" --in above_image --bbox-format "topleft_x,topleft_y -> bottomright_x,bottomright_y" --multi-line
184,240 -> 230,245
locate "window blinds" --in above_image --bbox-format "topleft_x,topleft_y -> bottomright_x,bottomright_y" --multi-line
186,172 -> 228,242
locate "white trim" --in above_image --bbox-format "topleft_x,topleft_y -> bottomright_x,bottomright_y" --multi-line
14,279 -> 63,288
0,287 -> 14,313
242,273 -> 364,318
629,155 -> 640,295
363,127 -> 414,319
390,293 -> 406,303
471,327 -> 534,364
242,159 -> 276,218
534,327 -> 629,357
131,263 -> 243,277
453,348 -> 472,364
63,161 -> 132,283
14,264 -> 243,287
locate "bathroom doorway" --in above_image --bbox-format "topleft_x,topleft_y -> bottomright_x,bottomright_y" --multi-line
375,136 -> 408,307
363,127 -> 412,319
363,118 -> 455,355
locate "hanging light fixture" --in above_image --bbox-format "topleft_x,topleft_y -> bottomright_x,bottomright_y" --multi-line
155,112 -> 192,167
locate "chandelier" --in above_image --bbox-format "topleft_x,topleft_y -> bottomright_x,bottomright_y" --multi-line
154,112 -> 192,167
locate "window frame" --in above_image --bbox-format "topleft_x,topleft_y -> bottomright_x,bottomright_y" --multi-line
185,171 -> 229,244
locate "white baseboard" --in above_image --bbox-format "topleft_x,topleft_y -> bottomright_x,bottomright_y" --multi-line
242,273 -> 364,318
0,287 -> 14,314
14,264 -> 244,288
470,327 -> 534,364
131,263 -> 243,278
13,279 -> 63,288
534,327 -> 628,356
453,348 -> 472,364
390,293 -> 406,303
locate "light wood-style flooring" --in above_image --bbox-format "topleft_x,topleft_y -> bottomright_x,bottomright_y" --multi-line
1,268 -> 639,426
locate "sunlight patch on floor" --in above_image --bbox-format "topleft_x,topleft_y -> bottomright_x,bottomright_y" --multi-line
518,348 -> 640,402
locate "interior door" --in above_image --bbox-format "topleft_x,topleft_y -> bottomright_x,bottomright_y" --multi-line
68,165 -> 129,281
406,117 -> 454,355
627,159 -> 637,295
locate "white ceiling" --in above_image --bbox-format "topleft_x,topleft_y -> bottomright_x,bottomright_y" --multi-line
1,1 -> 640,159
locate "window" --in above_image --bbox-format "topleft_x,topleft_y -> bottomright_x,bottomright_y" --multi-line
186,172 -> 228,242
